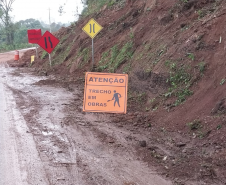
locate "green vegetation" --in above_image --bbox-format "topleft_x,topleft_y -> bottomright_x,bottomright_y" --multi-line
0,17 -> 65,52
52,34 -> 70,56
0,0 -> 15,47
181,25 -> 190,32
165,60 -> 193,106
187,119 -> 211,139
52,43 -> 73,66
180,0 -> 188,3
78,47 -> 91,68
0,43 -> 31,51
68,47 -> 91,70
187,119 -> 202,130
112,41 -> 133,72
123,62 -> 131,73
98,40 -> 134,73
41,50 -> 48,59
129,28 -> 134,39
220,78 -> 225,85
134,42 -> 167,72
197,131 -> 205,139
197,62 -> 206,74
197,10 -> 205,19
81,0 -> 125,16
127,90 -> 147,110
187,53 -> 195,61
217,124 -> 222,130
0,0 -> 65,52
137,92 -> 146,103
145,97 -> 159,112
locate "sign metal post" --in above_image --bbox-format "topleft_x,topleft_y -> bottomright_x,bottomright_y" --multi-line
49,7 -> 52,66
35,44 -> 38,58
49,53 -> 52,66
92,38 -> 94,69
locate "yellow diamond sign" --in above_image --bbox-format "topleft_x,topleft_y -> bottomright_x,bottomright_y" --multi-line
82,18 -> 103,39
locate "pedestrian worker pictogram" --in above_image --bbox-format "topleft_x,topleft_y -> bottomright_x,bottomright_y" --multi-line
108,90 -> 122,107
82,18 -> 103,39
83,72 -> 128,114
37,31 -> 59,54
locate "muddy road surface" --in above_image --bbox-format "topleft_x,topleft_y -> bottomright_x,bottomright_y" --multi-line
0,52 -> 172,185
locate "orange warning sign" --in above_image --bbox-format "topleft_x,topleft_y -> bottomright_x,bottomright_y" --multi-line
83,72 -> 128,114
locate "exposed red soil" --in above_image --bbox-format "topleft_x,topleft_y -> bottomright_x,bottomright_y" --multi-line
10,0 -> 226,184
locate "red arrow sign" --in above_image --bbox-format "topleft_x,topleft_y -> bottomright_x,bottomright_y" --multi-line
27,29 -> 42,44
38,31 -> 59,54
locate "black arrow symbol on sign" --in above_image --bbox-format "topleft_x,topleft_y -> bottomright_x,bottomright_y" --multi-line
44,37 -> 47,48
48,37 -> 53,48
44,37 -> 53,48
89,23 -> 95,33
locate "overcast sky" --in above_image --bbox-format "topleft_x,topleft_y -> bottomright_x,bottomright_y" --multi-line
12,0 -> 85,24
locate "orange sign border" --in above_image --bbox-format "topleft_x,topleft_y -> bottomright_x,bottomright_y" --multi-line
83,72 -> 128,114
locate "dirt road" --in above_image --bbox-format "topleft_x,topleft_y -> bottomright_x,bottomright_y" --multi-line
0,51 -> 172,185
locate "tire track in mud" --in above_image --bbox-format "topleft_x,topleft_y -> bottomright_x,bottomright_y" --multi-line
56,87 -> 173,184
0,63 -> 79,184
5,83 -> 82,185
3,66 -> 172,185
0,65 -> 49,185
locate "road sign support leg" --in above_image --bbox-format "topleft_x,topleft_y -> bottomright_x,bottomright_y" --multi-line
35,45 -> 38,59
49,54 -> 52,67
92,38 -> 94,70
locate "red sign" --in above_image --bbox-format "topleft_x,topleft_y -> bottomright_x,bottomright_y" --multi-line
37,31 -> 59,54
27,29 -> 42,43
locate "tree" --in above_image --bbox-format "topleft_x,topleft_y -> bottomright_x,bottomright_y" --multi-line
0,0 -> 15,45
58,1 -> 80,20
17,18 -> 43,29
14,19 -> 46,44
58,5 -> 65,16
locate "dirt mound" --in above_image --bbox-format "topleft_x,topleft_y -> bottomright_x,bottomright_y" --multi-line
20,0 -> 226,184
6,49 -> 35,67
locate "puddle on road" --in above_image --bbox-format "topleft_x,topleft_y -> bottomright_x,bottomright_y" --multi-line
42,131 -> 53,136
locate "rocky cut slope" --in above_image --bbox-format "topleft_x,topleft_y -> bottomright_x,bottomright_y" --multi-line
18,0 -> 226,184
